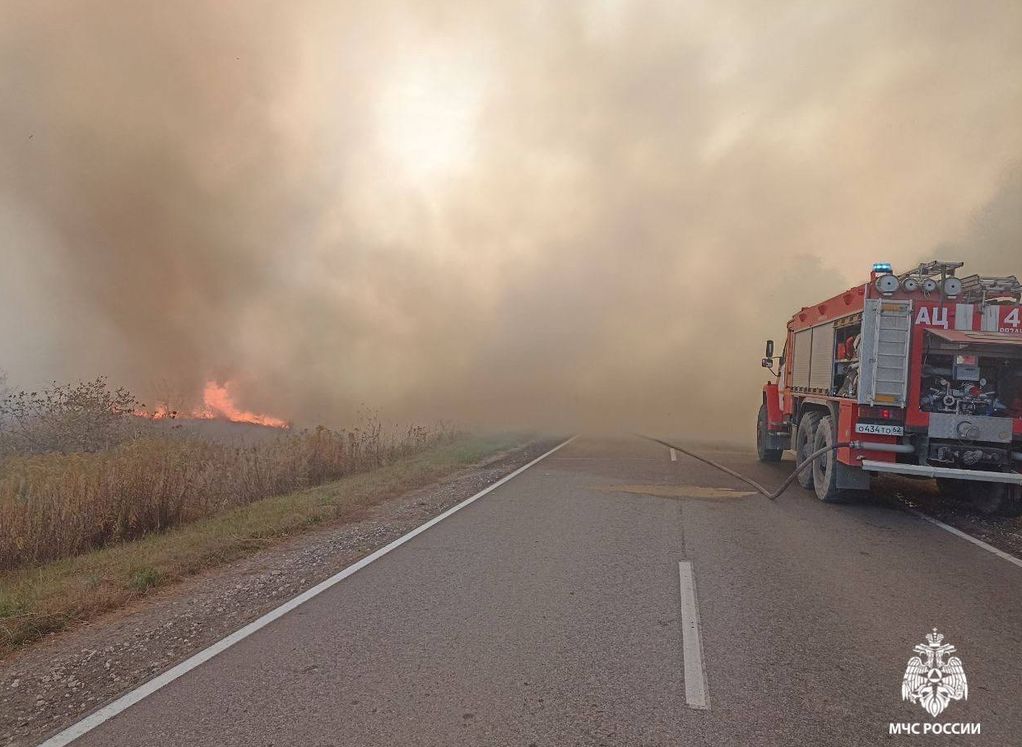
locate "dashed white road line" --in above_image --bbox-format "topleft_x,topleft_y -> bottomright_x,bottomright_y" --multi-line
37,436 -> 578,747
669,447 -> 678,462
909,509 -> 1022,570
678,561 -> 710,710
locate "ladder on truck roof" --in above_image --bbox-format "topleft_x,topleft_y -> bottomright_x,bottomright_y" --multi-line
957,274 -> 1022,304
897,259 -> 1021,304
898,260 -> 964,280
858,298 -> 912,407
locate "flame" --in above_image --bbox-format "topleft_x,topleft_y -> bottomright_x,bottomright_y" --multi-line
134,380 -> 288,428
147,403 -> 174,419
133,403 -> 175,420
197,381 -> 289,428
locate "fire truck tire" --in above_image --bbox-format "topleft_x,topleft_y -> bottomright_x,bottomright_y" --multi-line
795,411 -> 823,489
811,415 -> 848,503
968,482 -> 1005,515
997,482 -> 1021,517
757,404 -> 783,463
967,482 -> 1022,517
936,478 -> 966,500
1000,485 -> 1022,518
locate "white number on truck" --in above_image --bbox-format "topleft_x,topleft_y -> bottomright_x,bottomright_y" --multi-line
855,423 -> 904,436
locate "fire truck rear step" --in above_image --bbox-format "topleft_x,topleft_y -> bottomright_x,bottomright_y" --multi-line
860,460 -> 1022,484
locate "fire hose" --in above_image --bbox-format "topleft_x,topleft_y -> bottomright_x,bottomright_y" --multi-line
637,435 -> 852,501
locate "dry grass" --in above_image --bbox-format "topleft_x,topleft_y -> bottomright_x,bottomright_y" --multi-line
0,432 -> 527,656
0,423 -> 454,570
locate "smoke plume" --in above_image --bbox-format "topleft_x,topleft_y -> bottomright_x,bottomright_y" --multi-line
1,1 -> 1020,439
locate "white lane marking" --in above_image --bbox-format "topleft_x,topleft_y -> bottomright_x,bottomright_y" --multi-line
909,509 -> 1022,570
669,447 -> 678,462
678,561 -> 710,710
38,436 -> 578,747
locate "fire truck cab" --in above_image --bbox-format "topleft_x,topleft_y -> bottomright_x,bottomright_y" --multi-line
757,260 -> 1022,516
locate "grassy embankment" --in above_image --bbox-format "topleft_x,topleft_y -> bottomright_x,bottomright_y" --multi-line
0,432 -> 527,657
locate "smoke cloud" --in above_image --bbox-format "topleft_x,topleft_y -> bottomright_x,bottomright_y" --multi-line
1,1 -> 1020,439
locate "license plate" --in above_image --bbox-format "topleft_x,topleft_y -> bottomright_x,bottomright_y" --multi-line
855,423 -> 904,436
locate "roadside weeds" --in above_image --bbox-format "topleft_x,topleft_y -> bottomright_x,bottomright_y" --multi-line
0,433 -> 529,657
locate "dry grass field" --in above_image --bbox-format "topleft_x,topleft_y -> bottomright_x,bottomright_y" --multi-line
0,432 -> 526,656
0,377 -> 532,654
0,423 -> 453,569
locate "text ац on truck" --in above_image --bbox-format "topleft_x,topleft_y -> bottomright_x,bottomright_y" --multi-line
757,260 -> 1022,516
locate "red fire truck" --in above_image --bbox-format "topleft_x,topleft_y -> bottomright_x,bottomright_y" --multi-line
757,260 -> 1022,516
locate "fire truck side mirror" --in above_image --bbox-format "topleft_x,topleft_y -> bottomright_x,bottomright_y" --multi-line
761,357 -> 773,368
765,340 -> 774,358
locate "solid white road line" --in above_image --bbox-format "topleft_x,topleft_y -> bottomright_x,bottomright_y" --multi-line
677,561 -> 710,710
669,447 -> 677,462
38,436 -> 578,747
909,509 -> 1022,570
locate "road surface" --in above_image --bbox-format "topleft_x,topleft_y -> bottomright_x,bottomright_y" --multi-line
46,437 -> 1022,745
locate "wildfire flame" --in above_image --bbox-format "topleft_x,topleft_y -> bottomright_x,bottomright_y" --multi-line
147,404 -> 173,420
136,380 -> 288,428
196,381 -> 288,428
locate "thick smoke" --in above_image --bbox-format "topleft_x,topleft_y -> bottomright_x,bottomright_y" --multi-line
1,1 -> 1020,440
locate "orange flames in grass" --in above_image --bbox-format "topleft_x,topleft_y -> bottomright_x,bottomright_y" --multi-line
136,380 -> 289,428
195,381 -> 288,428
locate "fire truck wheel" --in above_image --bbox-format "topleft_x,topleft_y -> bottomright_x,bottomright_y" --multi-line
811,415 -> 848,503
968,482 -> 1005,515
795,411 -> 823,489
967,482 -> 1022,517
757,404 -> 783,463
936,478 -> 966,500
1000,485 -> 1022,518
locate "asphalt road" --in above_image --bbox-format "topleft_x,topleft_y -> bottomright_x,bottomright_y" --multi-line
52,437 -> 1022,746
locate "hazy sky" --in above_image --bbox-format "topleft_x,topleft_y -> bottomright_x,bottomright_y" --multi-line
1,1 -> 1020,438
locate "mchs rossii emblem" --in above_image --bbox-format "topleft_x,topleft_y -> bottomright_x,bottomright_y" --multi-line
901,629 -> 968,717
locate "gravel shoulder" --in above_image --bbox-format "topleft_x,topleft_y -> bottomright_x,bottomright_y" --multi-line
878,474 -> 1022,559
1,437 -> 563,747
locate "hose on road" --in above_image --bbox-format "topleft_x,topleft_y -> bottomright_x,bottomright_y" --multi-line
637,435 -> 851,501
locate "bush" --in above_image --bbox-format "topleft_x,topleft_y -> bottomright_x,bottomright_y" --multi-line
0,377 -> 143,456
0,385 -> 457,569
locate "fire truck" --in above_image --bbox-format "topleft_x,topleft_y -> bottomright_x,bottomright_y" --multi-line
757,260 -> 1022,516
